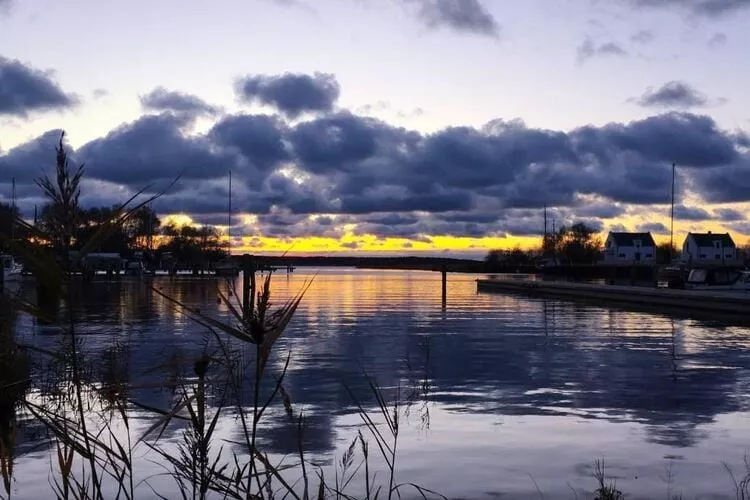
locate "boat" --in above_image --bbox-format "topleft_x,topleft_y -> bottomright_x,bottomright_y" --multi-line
1,254 -> 23,283
680,267 -> 750,291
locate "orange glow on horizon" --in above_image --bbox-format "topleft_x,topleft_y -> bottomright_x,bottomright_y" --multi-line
153,207 -> 750,256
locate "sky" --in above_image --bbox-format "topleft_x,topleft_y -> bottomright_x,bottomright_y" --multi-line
1,0 -> 750,258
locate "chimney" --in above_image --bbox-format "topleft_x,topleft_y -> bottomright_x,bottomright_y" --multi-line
708,230 -> 712,234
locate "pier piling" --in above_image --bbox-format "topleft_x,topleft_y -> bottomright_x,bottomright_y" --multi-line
441,265 -> 447,308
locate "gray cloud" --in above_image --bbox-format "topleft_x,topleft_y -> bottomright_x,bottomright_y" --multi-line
628,0 -> 750,17
714,208 -> 746,221
637,222 -> 670,234
0,57 -> 78,117
235,72 -> 340,118
674,204 -> 711,220
409,0 -> 499,37
577,38 -> 628,64
635,81 -> 710,109
140,87 -> 219,116
708,32 -> 728,47
6,76 -> 750,239
631,29 -> 655,44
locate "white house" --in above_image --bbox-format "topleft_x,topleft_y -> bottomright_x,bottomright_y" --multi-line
682,232 -> 737,264
604,232 -> 657,263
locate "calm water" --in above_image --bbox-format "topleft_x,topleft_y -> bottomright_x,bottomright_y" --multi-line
8,268 -> 750,499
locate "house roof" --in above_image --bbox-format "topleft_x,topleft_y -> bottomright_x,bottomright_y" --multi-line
608,232 -> 656,247
687,232 -> 735,247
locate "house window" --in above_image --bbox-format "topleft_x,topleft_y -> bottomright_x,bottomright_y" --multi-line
715,254 -> 721,260
646,254 -> 652,258
713,241 -> 721,249
618,253 -> 626,258
634,240 -> 642,247
700,254 -> 707,259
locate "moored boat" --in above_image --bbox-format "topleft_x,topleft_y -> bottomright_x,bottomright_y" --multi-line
1,254 -> 23,283
680,267 -> 750,291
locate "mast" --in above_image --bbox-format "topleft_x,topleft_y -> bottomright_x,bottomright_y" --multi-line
669,163 -> 676,260
543,204 -> 548,256
227,170 -> 232,255
10,177 -> 16,242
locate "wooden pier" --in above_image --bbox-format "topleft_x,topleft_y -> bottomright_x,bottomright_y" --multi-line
476,278 -> 750,315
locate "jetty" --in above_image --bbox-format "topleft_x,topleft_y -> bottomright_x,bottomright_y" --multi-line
476,278 -> 750,315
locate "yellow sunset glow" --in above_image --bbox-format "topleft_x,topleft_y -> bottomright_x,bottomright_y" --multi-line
155,201 -> 749,256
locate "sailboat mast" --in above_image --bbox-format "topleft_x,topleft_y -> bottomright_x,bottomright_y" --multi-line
543,204 -> 548,255
227,170 -> 232,255
669,163 -> 676,259
10,177 -> 16,242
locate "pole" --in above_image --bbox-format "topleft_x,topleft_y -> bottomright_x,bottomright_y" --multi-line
669,163 -> 675,261
543,204 -> 548,255
10,177 -> 16,242
441,265 -> 447,309
227,170 -> 232,256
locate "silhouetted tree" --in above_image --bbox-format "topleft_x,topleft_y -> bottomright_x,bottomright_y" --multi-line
557,222 -> 602,265
158,224 -> 226,266
656,242 -> 678,265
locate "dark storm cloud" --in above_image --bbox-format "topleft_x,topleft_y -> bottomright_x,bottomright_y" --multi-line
573,202 -> 627,219
713,208 -> 745,221
77,113 -> 236,188
235,72 -> 340,118
692,160 -> 750,203
0,57 -> 78,117
628,0 -> 750,16
577,38 -> 628,64
637,222 -> 670,234
0,129 -> 67,182
210,114 -> 290,172
7,76 -> 750,240
674,204 -> 711,220
140,87 -> 219,116
409,0 -> 500,37
634,81 -> 710,109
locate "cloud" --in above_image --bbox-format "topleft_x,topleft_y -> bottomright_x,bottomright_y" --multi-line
631,29 -> 655,44
140,87 -> 219,116
608,223 -> 630,232
0,57 -> 78,117
708,32 -> 728,47
409,0 -> 500,37
627,0 -> 750,17
92,89 -> 109,99
235,72 -> 340,118
637,222 -> 670,234
209,114 -> 290,173
634,81 -> 710,109
0,129 -> 67,182
714,208 -> 746,221
674,204 -> 711,220
7,82 -> 750,240
577,38 -> 628,64
77,113 -> 236,188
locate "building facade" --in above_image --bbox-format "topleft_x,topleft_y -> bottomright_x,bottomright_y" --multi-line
682,232 -> 737,264
604,232 -> 656,263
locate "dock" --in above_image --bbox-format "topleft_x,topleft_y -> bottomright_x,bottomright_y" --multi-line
476,278 -> 750,315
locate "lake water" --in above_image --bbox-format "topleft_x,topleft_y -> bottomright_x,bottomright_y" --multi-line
7,268 -> 750,499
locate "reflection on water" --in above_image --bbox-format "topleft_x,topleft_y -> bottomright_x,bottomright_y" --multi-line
8,268 -> 750,498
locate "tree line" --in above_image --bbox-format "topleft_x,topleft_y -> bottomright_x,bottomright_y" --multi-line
0,134 -> 228,267
485,222 -> 681,266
